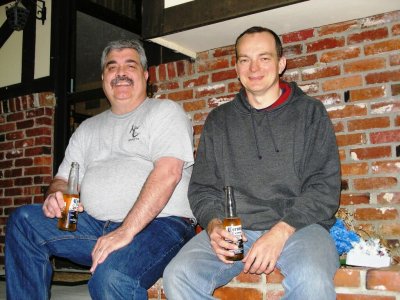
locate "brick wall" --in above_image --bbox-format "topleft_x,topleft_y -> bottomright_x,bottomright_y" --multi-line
0,92 -> 55,266
149,10 -> 400,262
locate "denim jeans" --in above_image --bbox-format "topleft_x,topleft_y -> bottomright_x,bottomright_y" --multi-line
163,224 -> 339,300
5,204 -> 195,300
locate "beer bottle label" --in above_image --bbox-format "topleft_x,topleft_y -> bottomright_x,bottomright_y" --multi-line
67,197 -> 79,224
226,225 -> 244,255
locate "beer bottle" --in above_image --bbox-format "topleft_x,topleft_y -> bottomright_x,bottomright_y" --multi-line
222,186 -> 244,261
58,162 -> 80,231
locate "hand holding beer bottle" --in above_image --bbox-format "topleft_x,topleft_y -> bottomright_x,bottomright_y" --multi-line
58,162 -> 80,231
223,186 -> 244,261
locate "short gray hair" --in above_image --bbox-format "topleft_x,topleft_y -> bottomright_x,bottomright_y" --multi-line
101,39 -> 148,71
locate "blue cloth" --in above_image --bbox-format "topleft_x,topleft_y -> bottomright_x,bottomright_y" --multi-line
329,218 -> 360,255
5,204 -> 195,300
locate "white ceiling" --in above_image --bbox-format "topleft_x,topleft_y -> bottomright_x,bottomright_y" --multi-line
149,0 -> 400,58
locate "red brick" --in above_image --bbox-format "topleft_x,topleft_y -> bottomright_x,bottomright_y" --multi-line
15,158 -> 33,167
24,166 -> 51,176
4,168 -> 22,178
33,156 -> 52,166
344,58 -> 386,73
319,21 -> 357,36
380,223 -> 400,235
158,64 -> 167,82
148,66 -> 157,83
193,112 -> 209,122
367,266 -> 400,292
212,46 -> 235,57
167,90 -> 193,101
0,123 -> 16,132
35,117 -> 52,126
366,70 -> 400,85
334,267 -> 361,287
5,187 -> 22,197
286,55 -> 317,69
377,192 -> 400,204
298,83 -> 319,94
14,197 -> 33,206
389,53 -> 400,66
353,177 -> 397,191
335,133 -> 366,147
340,194 -> 370,205
341,163 -> 369,176
281,70 -> 300,83
14,177 -> 33,186
322,75 -> 363,92
6,112 -> 24,122
157,82 -> 180,91
372,160 -> 400,174
228,81 -> 242,93
348,28 -> 389,45
364,39 -> 400,56
282,28 -> 314,43
320,47 -> 361,63
6,131 -> 24,140
306,37 -> 345,53
235,273 -> 262,283
213,286 -> 262,300
211,69 -> 237,82
349,86 -> 385,102
392,84 -> 400,96
198,58 -> 229,73
35,136 -> 52,146
195,84 -> 225,98
301,66 -> 340,81
0,142 -> 14,151
167,62 -> 176,79
371,101 -> 400,115
208,95 -> 234,108
182,100 -> 206,112
393,24 -> 400,35
0,179 -> 13,188
370,129 -> 400,143
350,146 -> 391,160
348,117 -> 390,131
24,146 -> 52,156
5,149 -> 23,159
193,125 -> 203,136
183,75 -> 209,88
25,127 -> 52,137
282,44 -> 302,57
333,121 -> 345,133
355,207 -> 399,220
315,93 -> 342,106
266,269 -> 284,283
327,104 -> 367,119
15,138 -> 35,148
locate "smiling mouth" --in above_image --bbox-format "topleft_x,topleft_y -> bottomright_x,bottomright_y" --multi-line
111,75 -> 134,87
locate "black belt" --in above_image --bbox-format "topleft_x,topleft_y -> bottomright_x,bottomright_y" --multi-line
180,217 -> 197,226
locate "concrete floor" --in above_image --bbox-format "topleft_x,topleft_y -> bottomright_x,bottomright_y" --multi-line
0,279 -> 91,300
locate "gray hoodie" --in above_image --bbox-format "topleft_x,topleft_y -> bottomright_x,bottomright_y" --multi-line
188,81 -> 340,231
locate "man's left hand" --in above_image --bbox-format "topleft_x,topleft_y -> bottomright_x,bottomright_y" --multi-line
90,226 -> 134,273
242,222 -> 295,275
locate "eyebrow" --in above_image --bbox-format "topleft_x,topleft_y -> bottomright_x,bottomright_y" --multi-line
105,59 -> 139,67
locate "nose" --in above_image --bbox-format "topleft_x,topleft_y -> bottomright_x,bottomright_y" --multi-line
249,60 -> 259,72
116,65 -> 127,76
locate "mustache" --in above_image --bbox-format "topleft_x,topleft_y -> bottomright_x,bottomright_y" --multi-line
110,75 -> 134,86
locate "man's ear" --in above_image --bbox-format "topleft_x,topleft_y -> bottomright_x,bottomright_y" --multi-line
278,56 -> 287,75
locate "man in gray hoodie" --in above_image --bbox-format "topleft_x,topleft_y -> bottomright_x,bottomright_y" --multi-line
163,26 -> 341,299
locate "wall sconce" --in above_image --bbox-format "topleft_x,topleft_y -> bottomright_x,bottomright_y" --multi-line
5,0 -> 47,31
5,1 -> 30,31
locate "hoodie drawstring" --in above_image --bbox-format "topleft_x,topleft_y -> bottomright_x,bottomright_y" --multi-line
250,109 -> 280,160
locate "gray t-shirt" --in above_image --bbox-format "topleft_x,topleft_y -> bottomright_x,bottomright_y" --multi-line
56,98 -> 195,222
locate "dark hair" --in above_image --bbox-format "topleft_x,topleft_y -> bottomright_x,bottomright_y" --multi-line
235,26 -> 283,59
101,39 -> 148,71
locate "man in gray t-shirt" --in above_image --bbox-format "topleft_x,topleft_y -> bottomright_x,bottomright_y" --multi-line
6,39 -> 196,300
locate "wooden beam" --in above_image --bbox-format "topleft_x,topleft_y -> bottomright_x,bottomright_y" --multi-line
142,0 -> 308,39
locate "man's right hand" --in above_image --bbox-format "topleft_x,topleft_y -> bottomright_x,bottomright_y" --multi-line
207,218 -> 244,263
42,191 -> 65,218
42,191 -> 84,218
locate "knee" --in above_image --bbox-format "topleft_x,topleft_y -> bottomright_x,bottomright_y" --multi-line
89,268 -> 143,299
163,255 -> 190,290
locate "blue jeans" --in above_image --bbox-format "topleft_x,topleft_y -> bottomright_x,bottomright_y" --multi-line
5,204 -> 195,300
163,224 -> 339,300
